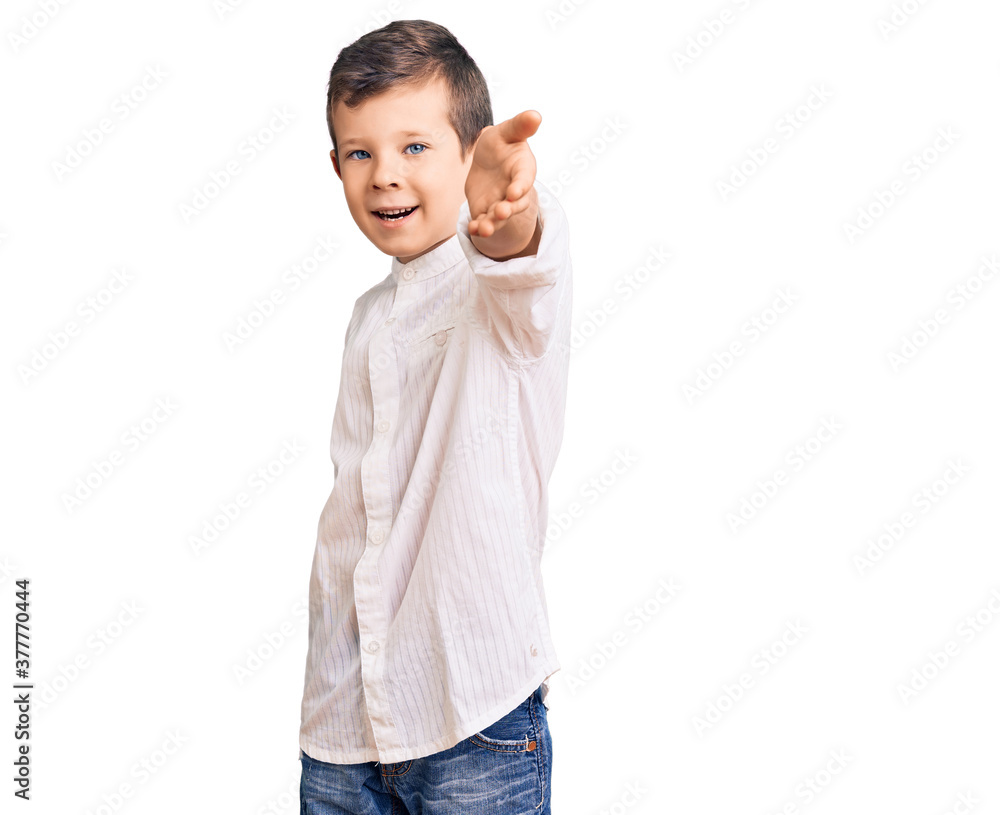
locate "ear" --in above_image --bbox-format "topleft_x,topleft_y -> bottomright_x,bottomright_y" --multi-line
330,149 -> 342,181
470,128 -> 484,155
463,133 -> 481,169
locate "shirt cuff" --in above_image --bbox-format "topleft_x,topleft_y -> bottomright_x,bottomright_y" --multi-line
456,181 -> 569,291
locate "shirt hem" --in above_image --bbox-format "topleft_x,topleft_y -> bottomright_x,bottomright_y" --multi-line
299,661 -> 560,765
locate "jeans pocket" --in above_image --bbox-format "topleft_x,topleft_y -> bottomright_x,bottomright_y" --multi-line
468,690 -> 542,753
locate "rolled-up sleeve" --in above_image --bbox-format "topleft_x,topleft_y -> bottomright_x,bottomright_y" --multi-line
456,182 -> 571,361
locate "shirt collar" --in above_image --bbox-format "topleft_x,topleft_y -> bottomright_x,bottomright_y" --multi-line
390,234 -> 465,285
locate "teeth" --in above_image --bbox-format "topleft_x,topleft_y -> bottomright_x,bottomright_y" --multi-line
378,207 -> 414,215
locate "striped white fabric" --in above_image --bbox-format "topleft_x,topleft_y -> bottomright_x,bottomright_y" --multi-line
299,183 -> 573,764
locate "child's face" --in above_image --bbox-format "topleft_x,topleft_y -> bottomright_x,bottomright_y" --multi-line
330,76 -> 475,264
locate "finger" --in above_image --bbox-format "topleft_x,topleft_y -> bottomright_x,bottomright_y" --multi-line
502,194 -> 533,220
480,202 -> 509,237
492,196 -> 531,223
470,211 -> 494,237
497,110 -> 542,144
506,165 -> 536,202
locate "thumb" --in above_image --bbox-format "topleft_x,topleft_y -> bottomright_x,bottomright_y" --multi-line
498,110 -> 542,144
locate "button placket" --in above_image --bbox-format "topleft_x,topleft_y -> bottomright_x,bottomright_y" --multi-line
355,279 -> 410,750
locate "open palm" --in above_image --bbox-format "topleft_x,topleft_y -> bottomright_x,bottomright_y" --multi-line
466,110 -> 541,237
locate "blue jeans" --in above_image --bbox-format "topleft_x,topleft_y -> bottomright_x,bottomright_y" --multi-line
300,685 -> 552,814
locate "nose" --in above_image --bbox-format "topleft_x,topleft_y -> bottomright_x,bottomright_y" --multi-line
370,155 -> 403,189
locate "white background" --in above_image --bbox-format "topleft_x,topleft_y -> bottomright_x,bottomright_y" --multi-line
3,0 -> 999,812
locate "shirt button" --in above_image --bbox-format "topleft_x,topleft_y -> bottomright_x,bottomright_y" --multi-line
384,317 -> 395,325
377,420 -> 389,433
370,527 -> 384,544
435,330 -> 448,346
403,269 -> 414,280
367,640 -> 380,653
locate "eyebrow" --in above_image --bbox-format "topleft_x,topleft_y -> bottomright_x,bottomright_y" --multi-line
339,131 -> 432,149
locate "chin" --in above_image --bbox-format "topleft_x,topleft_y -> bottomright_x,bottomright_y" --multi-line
374,238 -> 418,257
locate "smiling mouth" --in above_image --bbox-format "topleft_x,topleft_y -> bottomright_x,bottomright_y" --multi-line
373,206 -> 418,221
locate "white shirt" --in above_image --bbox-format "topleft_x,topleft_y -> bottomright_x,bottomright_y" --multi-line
298,183 -> 574,764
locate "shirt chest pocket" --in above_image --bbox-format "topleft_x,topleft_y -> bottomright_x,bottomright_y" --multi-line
409,319 -> 458,348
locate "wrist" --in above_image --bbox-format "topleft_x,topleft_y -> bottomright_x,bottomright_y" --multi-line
473,209 -> 541,261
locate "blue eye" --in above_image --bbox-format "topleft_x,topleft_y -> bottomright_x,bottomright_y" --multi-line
405,144 -> 426,155
346,149 -> 370,160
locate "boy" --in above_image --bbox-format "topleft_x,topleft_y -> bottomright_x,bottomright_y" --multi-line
299,19 -> 573,814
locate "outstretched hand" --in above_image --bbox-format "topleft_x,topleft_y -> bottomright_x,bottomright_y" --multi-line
465,110 -> 541,244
